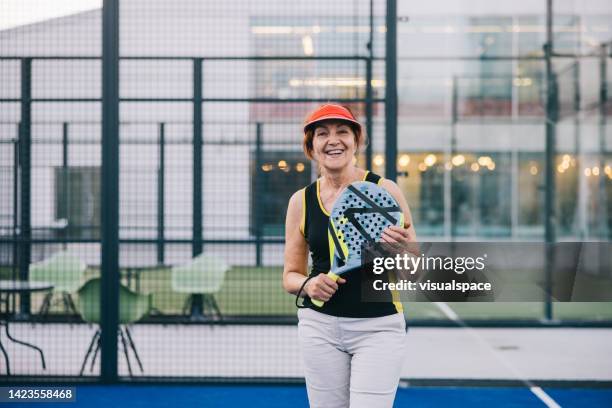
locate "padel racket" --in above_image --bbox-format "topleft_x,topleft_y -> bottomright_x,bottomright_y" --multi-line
311,181 -> 404,307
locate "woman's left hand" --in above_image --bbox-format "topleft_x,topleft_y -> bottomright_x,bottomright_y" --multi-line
380,225 -> 419,256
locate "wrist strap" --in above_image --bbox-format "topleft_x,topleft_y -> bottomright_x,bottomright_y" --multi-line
295,275 -> 314,309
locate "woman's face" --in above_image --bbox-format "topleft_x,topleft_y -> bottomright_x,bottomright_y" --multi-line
311,120 -> 357,171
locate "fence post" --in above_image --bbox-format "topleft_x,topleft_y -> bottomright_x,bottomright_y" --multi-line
598,44 -> 610,275
365,57 -> 373,171
255,123 -> 263,267
61,122 -> 69,249
598,44 -> 609,241
193,58 -> 203,257
18,58 -> 32,317
157,123 -> 165,265
385,0 -> 397,181
543,0 -> 558,322
12,128 -> 19,313
191,58 -> 204,317
365,0 -> 374,171
100,0 -> 120,382
446,76 -> 458,239
573,60 -> 587,239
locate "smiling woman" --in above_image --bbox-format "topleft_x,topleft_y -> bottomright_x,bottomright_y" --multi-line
282,103 -> 418,408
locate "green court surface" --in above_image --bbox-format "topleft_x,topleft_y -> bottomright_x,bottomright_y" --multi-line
3,266 -> 611,321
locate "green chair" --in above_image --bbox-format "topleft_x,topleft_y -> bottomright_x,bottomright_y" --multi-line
77,278 -> 151,376
171,253 -> 229,321
29,250 -> 86,315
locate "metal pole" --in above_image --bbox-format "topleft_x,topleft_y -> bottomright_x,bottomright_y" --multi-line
447,76 -> 458,239
191,58 -> 204,317
598,44 -> 608,240
12,130 -> 19,313
365,0 -> 374,170
385,0 -> 398,181
62,123 -> 68,168
255,123 -> 263,266
544,0 -> 557,321
573,60 -> 586,238
598,44 -> 610,274
192,58 -> 203,257
100,0 -> 120,382
157,123 -> 165,264
18,58 -> 32,316
62,122 -> 68,249
366,56 -> 373,171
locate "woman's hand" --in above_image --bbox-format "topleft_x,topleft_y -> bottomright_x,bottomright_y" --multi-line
380,225 -> 420,257
379,224 -> 421,281
304,274 -> 346,302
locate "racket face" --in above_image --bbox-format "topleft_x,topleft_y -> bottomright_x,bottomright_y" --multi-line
328,181 -> 403,275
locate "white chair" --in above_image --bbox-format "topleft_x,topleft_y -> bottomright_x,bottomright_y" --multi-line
29,250 -> 86,315
171,253 -> 229,320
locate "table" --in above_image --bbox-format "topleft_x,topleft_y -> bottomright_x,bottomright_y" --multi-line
122,264 -> 171,293
0,280 -> 54,376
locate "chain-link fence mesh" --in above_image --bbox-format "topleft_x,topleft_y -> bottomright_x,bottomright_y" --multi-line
0,0 -> 610,381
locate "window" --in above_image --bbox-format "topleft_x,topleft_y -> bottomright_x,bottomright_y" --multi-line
54,167 -> 100,239
249,16 -> 372,123
451,152 -> 512,237
251,152 -> 311,237
391,152 -> 445,236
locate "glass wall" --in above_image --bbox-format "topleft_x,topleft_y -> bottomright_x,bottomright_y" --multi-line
247,3 -> 610,242
390,2 -> 611,240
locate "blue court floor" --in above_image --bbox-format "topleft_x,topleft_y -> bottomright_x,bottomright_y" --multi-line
10,385 -> 612,408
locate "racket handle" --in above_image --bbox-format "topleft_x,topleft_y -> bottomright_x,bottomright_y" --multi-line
310,272 -> 340,308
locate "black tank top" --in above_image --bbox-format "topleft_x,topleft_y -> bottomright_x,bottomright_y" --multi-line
301,171 -> 403,317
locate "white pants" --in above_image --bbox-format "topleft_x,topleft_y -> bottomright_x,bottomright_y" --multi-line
297,308 -> 408,408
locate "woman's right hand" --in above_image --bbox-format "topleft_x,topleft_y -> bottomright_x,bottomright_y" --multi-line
304,273 -> 346,302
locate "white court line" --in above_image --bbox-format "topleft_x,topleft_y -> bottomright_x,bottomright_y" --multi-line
530,386 -> 562,408
432,302 -> 562,408
433,302 -> 458,321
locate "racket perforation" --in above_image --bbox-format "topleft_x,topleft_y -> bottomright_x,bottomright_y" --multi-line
327,182 -> 403,278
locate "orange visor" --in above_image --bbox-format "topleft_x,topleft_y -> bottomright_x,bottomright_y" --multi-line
303,104 -> 362,133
